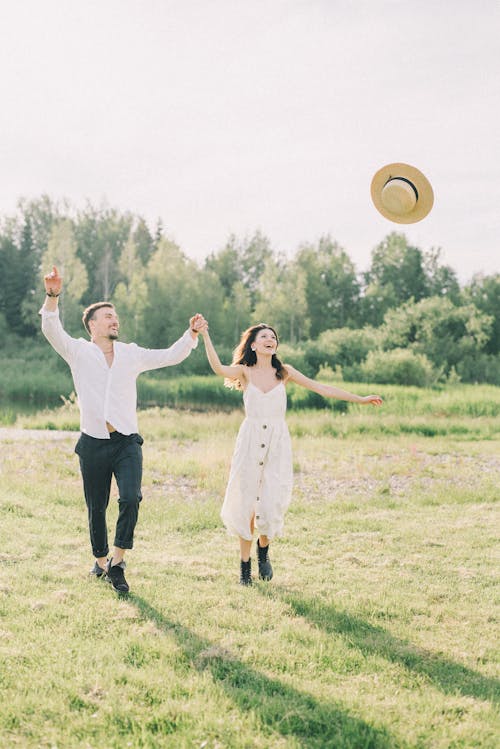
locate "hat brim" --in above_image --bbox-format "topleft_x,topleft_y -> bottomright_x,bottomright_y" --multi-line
370,163 -> 434,224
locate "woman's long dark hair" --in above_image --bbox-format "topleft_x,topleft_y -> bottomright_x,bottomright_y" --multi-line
225,323 -> 287,390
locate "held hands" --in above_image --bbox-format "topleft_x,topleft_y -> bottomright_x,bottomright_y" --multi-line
44,266 -> 63,297
197,319 -> 209,336
189,313 -> 208,336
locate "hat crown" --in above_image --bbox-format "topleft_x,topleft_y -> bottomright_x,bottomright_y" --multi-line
381,178 -> 417,216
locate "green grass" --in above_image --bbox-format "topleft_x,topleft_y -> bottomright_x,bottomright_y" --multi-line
0,405 -> 499,748
2,364 -> 500,423
5,378 -> 500,440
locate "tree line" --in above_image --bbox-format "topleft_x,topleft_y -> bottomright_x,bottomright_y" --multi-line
1,196 -> 499,386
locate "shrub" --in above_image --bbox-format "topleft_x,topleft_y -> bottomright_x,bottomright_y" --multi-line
0,312 -> 8,346
456,353 -> 500,385
316,364 -> 344,381
359,348 -> 437,387
303,326 -> 380,376
277,344 -> 314,377
380,297 -> 493,373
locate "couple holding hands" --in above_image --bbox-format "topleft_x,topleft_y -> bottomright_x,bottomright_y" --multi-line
41,266 -> 382,593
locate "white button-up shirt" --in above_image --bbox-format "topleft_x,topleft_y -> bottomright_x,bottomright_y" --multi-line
40,308 -> 198,439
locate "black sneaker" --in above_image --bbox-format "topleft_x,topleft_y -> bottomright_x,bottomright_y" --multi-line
89,561 -> 107,578
105,559 -> 129,593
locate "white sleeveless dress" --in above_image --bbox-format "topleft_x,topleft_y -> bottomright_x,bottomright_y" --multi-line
221,381 -> 293,540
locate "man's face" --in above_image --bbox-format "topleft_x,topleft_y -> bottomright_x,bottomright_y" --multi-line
89,307 -> 120,340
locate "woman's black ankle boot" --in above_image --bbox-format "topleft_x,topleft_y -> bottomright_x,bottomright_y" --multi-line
240,559 -> 252,586
257,539 -> 273,581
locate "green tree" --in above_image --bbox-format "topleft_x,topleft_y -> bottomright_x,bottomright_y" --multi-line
0,216 -> 41,336
112,234 -> 148,341
204,230 -> 274,319
361,233 -> 428,325
132,218 -> 155,266
154,218 -> 164,248
224,280 -> 253,345
17,195 -> 62,261
18,197 -> 67,333
423,247 -> 460,302
296,236 -> 360,337
18,215 -> 40,335
140,238 -> 226,355
239,230 -> 274,303
74,203 -> 133,303
254,257 -> 310,343
381,296 -> 493,375
205,237 -> 241,297
464,273 -> 500,354
0,233 -> 23,334
41,220 -> 88,333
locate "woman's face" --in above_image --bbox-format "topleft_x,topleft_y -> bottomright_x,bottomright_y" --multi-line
252,328 -> 278,356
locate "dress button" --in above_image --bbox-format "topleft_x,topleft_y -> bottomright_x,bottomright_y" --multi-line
259,461 -> 263,465
256,515 -> 260,519
260,443 -> 265,448
256,496 -> 260,501
263,425 -> 267,429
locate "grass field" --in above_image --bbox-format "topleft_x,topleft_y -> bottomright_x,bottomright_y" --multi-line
0,400 -> 499,748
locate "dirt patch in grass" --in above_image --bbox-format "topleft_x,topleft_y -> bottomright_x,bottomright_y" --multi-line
0,427 -> 77,441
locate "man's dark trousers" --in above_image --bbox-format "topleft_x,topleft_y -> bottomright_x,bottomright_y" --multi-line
75,431 -> 143,558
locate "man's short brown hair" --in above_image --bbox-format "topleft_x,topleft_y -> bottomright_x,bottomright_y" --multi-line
82,302 -> 115,335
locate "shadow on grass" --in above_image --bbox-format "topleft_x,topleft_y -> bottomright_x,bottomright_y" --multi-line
267,588 -> 499,704
129,594 -> 401,749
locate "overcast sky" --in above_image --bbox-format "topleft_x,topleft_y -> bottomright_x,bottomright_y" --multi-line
0,0 -> 499,281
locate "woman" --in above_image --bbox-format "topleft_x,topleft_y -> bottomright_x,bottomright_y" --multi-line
200,322 -> 382,585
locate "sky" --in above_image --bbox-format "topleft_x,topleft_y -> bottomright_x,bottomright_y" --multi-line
0,0 -> 499,282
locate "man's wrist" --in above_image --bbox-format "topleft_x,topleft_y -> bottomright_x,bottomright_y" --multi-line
46,291 -> 61,297
190,328 -> 199,334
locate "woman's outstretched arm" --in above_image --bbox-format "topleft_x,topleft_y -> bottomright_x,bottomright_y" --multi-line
285,364 -> 382,406
200,327 -> 246,381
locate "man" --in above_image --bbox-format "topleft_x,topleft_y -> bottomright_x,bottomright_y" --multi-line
41,265 -> 206,594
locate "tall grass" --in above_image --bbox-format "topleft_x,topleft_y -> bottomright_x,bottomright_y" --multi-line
1,362 -> 500,422
7,377 -> 500,446
0,367 -> 73,410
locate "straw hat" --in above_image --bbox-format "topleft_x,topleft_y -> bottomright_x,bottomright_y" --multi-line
370,163 -> 434,223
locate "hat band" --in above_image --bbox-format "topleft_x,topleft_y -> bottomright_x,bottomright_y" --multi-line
384,176 -> 419,201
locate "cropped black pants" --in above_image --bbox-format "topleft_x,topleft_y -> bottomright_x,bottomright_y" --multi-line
75,431 -> 143,558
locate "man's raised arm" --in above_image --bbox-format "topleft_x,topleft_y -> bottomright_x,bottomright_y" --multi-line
40,265 -> 77,363
43,265 -> 63,311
